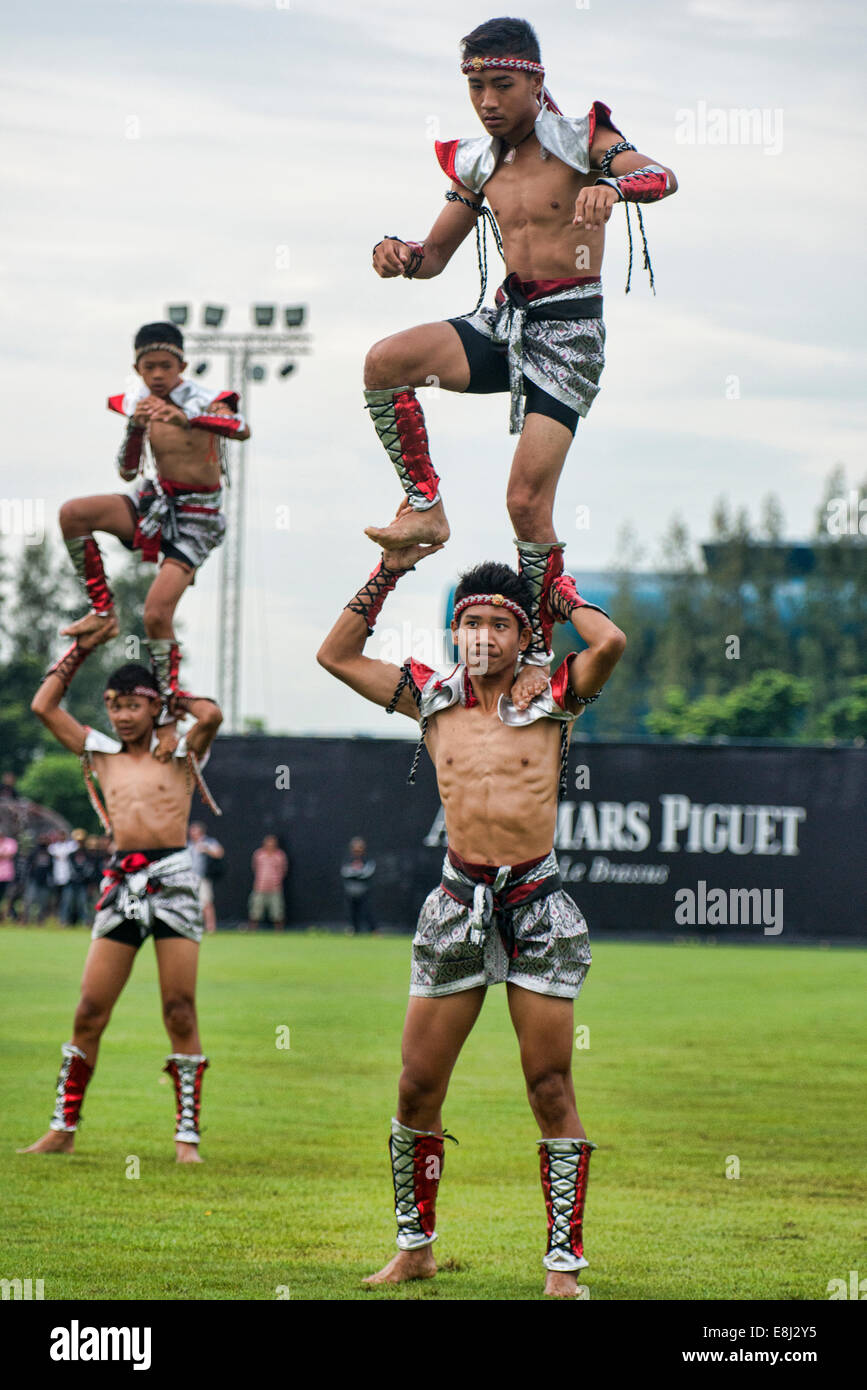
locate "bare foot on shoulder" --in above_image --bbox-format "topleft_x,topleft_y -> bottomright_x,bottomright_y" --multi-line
153,723 -> 179,762
544,1270 -> 584,1298
17,1130 -> 75,1155
364,500 -> 450,550
363,1247 -> 437,1286
510,664 -> 550,712
61,611 -> 119,642
175,1141 -> 202,1164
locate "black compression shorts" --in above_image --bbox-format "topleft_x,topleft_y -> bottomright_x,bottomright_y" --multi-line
447,317 -> 580,436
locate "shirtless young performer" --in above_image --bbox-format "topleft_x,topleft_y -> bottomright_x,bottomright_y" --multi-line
59,320 -> 249,757
19,633 -> 222,1163
363,15 -> 674,688
317,545 -> 626,1297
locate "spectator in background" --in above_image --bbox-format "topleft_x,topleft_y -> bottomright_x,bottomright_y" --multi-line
49,830 -> 77,916
0,832 -> 18,921
0,771 -> 17,800
341,837 -> 377,935
246,834 -> 289,933
83,836 -> 106,913
187,821 -> 224,935
23,836 -> 54,923
6,830 -> 30,922
61,833 -> 91,926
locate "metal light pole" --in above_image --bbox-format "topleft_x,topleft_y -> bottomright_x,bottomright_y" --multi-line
171,309 -> 312,731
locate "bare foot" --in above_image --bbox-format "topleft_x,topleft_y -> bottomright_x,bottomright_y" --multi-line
17,1130 -> 75,1155
544,1270 -> 584,1298
152,723 -> 178,762
362,1248 -> 437,1286
175,1141 -> 202,1164
61,611 -> 119,643
510,664 -> 550,712
364,500 -> 450,550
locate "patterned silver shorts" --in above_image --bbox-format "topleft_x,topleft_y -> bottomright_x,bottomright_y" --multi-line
410,852 -> 591,1000
125,479 -> 226,571
459,278 -> 606,432
92,848 -> 204,946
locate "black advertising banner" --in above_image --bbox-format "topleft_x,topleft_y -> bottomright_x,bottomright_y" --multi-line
202,737 -> 866,940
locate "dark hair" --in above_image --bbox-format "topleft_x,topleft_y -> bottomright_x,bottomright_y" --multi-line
104,663 -> 159,696
461,16 -> 541,64
134,321 -> 184,354
453,561 -> 533,622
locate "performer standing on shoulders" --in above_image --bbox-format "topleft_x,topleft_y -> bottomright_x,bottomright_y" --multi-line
58,320 -> 249,758
318,543 -> 626,1296
364,15 -> 674,691
19,629 -> 222,1163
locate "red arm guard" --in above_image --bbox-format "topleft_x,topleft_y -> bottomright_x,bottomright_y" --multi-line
43,640 -> 92,692
596,165 -> 671,203
189,414 -> 247,438
345,559 -> 414,635
545,574 -> 610,627
116,420 -> 146,481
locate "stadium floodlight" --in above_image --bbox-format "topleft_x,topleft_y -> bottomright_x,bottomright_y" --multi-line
253,305 -> 276,328
193,362 -> 209,376
203,305 -> 226,328
278,362 -> 296,378
167,305 -> 189,326
247,364 -> 266,381
284,306 -> 305,328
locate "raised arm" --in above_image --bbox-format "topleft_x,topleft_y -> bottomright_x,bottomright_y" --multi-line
546,577 -> 626,703
372,182 -> 480,281
175,696 -> 224,760
30,634 -> 106,755
317,542 -> 444,716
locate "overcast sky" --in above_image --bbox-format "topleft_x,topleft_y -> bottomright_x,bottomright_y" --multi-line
2,0 -> 864,734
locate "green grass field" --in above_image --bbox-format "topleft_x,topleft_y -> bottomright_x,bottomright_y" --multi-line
2,925 -> 865,1301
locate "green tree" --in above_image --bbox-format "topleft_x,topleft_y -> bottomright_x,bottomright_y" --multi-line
9,533 -> 67,667
645,669 -> 810,740
651,515 -> 707,701
0,656 -> 53,775
17,751 -> 98,829
812,675 -> 867,741
584,524 -> 658,738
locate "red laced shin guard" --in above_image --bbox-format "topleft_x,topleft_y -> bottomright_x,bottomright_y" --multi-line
49,1043 -> 94,1133
65,534 -> 115,616
164,1054 -> 209,1143
515,540 -> 565,665
539,1137 -> 596,1272
364,387 -> 441,511
390,1118 -> 446,1250
145,638 -> 183,723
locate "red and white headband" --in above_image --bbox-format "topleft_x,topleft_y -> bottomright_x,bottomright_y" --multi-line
135,342 -> 184,363
104,684 -> 160,701
460,56 -> 544,76
453,593 -> 530,629
459,57 -> 560,113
